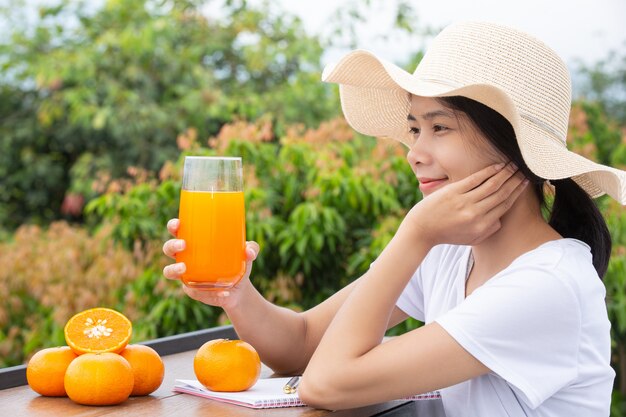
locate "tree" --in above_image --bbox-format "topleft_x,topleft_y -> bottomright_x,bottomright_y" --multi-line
0,0 -> 337,228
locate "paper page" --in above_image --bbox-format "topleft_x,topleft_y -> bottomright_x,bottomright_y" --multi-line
174,377 -> 304,408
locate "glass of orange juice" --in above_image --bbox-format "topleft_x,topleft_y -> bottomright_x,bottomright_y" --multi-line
176,156 -> 246,290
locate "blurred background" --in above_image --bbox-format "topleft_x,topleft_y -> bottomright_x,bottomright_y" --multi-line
1,0 -> 625,413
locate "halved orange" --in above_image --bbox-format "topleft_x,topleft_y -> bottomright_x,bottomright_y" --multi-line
64,308 -> 132,355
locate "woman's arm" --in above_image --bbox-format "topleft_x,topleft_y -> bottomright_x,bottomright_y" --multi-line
299,163 -> 526,409
164,220 -> 407,375
221,278 -> 408,375
299,226 -> 489,409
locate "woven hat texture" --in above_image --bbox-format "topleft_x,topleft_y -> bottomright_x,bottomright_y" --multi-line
322,21 -> 626,203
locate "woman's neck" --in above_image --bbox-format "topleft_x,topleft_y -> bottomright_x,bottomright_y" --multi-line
468,188 -> 562,289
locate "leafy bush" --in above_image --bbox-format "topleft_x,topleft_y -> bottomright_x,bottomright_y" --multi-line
0,222 -> 157,366
569,101 -> 626,407
86,118 -> 420,308
0,219 -> 230,367
0,117 -> 422,366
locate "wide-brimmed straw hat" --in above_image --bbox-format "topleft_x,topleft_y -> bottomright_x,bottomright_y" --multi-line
322,21 -> 626,204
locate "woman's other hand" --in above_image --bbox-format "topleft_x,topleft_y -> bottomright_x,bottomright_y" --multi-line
407,162 -> 528,246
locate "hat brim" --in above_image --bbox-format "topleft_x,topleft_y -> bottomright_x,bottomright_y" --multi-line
323,50 -> 626,203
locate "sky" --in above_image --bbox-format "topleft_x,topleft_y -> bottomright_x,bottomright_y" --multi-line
5,0 -> 625,84
7,0 -> 626,71
266,0 -> 626,71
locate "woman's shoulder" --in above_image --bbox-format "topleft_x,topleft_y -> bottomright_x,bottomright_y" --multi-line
511,238 -> 594,272
499,238 -> 602,299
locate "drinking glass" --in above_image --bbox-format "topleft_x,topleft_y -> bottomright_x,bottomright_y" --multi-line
176,156 -> 246,290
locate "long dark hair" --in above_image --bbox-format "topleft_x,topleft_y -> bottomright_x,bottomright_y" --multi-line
438,96 -> 612,278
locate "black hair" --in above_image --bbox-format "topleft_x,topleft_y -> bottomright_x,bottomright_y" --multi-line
438,96 -> 611,278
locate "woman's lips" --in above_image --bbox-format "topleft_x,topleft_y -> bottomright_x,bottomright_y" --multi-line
418,177 -> 448,193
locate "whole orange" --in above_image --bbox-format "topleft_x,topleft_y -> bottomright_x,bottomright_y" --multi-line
194,339 -> 261,392
64,352 -> 134,405
26,346 -> 78,397
120,344 -> 165,396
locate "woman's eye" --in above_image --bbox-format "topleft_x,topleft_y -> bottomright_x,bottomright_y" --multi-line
409,127 -> 420,135
433,125 -> 448,132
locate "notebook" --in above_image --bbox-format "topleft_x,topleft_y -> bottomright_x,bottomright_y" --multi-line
173,377 -> 441,409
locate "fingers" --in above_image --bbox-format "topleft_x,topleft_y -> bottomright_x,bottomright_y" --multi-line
182,285 -> 231,307
246,241 -> 260,261
163,219 -> 184,280
240,241 -> 261,283
163,262 -> 185,280
484,176 -> 530,222
164,219 -> 183,258
167,218 -> 180,237
466,162 -> 520,201
453,163 -> 506,194
468,176 -> 529,244
163,238 -> 185,258
431,162 -> 528,246
474,166 -> 526,211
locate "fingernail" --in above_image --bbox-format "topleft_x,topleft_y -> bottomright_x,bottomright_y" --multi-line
219,291 -> 230,297
175,240 -> 185,251
523,179 -> 529,186
495,163 -> 505,170
175,263 -> 186,273
510,162 -> 518,171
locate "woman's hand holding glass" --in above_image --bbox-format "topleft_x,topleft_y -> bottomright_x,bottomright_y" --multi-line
163,218 -> 260,310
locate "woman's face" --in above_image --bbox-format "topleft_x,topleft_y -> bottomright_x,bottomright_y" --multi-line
406,95 -> 505,196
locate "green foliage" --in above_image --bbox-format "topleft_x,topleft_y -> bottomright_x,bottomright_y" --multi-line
566,101 -> 626,411
85,118 -> 419,309
0,87 -> 69,226
568,101 -> 625,167
125,268 -> 223,342
86,179 -> 181,249
0,0 -> 338,229
0,221 -> 162,367
1,119 -> 423,366
612,390 -> 626,417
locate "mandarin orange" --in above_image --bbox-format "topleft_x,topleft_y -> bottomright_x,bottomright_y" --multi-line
26,346 -> 78,397
64,352 -> 134,405
193,339 -> 261,392
120,344 -> 165,396
64,307 -> 132,355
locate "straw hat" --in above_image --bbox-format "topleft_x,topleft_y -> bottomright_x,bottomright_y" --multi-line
322,21 -> 626,204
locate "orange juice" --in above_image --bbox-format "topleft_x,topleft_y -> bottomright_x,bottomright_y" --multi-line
176,190 -> 246,289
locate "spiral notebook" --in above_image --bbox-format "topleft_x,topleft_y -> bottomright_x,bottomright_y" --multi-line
173,377 -> 441,409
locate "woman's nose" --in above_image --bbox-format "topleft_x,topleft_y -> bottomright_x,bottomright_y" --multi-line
406,136 -> 430,166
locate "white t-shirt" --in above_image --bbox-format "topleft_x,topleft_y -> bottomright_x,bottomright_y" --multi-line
396,239 -> 615,417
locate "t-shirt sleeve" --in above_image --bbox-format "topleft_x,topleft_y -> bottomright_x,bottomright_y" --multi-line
396,265 -> 426,321
436,264 -> 581,409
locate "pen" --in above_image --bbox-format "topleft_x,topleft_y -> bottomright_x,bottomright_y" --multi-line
283,376 -> 300,394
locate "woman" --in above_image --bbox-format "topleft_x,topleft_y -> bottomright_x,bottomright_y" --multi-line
163,21 -> 625,416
